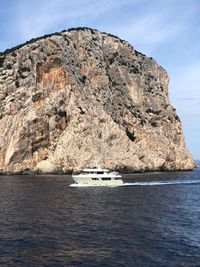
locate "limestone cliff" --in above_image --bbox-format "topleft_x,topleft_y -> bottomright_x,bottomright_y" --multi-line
0,27 -> 195,173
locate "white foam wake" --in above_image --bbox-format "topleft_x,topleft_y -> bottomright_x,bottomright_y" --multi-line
69,184 -> 120,187
69,184 -> 89,187
69,180 -> 200,187
121,180 -> 200,186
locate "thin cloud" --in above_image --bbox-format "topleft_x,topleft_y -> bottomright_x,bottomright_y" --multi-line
9,0 -> 136,41
106,1 -> 197,56
112,14 -> 184,55
170,64 -> 200,98
169,64 -> 200,141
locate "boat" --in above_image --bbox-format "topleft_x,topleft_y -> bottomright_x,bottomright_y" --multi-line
71,166 -> 124,187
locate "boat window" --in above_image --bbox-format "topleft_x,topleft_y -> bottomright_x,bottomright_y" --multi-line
102,178 -> 111,180
92,178 -> 99,180
97,171 -> 104,174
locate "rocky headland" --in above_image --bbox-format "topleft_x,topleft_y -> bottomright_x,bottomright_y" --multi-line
0,27 -> 195,173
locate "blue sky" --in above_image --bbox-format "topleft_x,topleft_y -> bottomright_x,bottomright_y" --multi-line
0,0 -> 199,159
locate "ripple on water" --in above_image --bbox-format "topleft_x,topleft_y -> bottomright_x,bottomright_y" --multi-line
0,169 -> 200,266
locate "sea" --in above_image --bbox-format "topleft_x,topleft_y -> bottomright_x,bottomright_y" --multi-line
0,162 -> 200,267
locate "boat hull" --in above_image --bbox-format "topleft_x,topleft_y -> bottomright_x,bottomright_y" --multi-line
72,174 -> 123,186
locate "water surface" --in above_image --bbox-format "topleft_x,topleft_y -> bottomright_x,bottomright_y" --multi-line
0,166 -> 200,266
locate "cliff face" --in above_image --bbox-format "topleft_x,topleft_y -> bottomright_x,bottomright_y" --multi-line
0,27 -> 195,173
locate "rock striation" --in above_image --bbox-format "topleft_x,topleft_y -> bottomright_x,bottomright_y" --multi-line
0,27 -> 195,173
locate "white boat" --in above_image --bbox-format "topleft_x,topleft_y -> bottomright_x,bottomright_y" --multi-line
71,166 -> 123,187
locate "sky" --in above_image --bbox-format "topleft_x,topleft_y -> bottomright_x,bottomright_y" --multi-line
0,0 -> 199,159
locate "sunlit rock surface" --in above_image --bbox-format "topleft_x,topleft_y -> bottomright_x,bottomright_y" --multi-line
0,27 -> 195,173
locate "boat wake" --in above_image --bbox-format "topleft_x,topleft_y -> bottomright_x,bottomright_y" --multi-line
69,179 -> 200,187
69,184 -> 120,187
122,179 -> 200,186
69,184 -> 90,187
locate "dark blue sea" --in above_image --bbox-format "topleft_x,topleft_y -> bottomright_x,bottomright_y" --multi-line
0,162 -> 200,267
